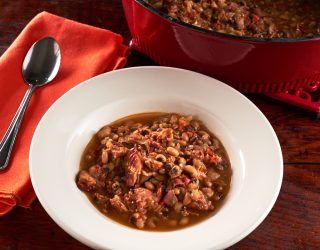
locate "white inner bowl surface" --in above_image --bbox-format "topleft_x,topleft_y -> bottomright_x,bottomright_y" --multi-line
30,66 -> 283,250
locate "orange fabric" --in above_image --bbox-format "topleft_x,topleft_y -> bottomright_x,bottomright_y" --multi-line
0,12 -> 129,216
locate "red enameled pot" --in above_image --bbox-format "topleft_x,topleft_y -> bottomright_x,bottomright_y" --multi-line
122,0 -> 320,93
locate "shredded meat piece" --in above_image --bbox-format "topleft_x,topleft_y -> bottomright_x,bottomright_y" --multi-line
160,128 -> 174,140
155,184 -> 164,200
189,190 -> 210,210
88,165 -> 105,179
125,148 -> 142,187
124,188 -> 159,212
110,195 -> 128,213
127,130 -> 145,144
111,145 -> 129,158
172,176 -> 191,187
144,158 -> 163,170
77,170 -> 97,192
163,190 -> 178,207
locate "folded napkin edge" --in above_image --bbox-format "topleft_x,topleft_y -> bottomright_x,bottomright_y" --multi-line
39,11 -> 125,42
0,10 -> 128,217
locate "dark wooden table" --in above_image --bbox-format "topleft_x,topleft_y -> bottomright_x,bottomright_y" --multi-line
0,1 -> 319,249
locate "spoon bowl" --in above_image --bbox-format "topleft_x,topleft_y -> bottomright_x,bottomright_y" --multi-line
0,36 -> 61,170
23,37 -> 60,86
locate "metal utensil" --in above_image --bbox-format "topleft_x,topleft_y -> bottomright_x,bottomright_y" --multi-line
0,36 -> 61,170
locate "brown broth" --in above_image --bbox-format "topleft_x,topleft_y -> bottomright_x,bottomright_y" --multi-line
78,112 -> 232,231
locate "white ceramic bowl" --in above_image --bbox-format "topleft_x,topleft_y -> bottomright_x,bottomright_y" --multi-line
30,66 -> 283,250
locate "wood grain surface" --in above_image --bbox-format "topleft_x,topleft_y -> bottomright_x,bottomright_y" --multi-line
0,1 -> 319,249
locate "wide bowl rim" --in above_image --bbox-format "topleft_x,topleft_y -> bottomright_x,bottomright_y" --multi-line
30,66 -> 283,250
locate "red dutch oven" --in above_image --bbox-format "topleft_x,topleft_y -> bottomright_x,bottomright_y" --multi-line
122,0 -> 320,93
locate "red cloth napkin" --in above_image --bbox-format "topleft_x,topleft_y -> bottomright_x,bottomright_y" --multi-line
0,12 -> 129,216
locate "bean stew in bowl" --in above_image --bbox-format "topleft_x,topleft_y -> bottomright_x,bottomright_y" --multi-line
30,67 -> 283,250
76,112 -> 232,231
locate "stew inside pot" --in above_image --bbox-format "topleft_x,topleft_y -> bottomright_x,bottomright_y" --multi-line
145,0 -> 320,38
76,113 -> 232,231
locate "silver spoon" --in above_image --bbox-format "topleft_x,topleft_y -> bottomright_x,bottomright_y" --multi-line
0,37 -> 61,170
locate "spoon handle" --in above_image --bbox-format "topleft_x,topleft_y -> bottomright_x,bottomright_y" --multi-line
0,85 -> 36,170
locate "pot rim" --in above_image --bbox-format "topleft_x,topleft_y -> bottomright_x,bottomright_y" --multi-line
134,0 -> 320,43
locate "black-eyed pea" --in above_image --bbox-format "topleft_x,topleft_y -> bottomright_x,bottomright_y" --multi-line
191,120 -> 200,130
179,217 -> 189,226
183,192 -> 192,205
101,149 -> 109,164
183,165 -> 198,178
178,157 -> 186,165
148,152 -> 157,158
97,126 -> 111,139
168,219 -> 178,227
178,140 -> 187,146
105,139 -> 113,149
155,154 -> 167,162
193,159 -> 205,169
204,179 -> 212,187
132,212 -> 140,219
144,181 -> 155,191
174,202 -> 183,213
158,168 -> 166,175
167,146 -> 179,157
152,159 -> 163,169
150,178 -> 159,184
139,174 -> 150,184
169,165 -> 182,178
154,173 -> 165,181
202,187 -> 214,198
199,130 -> 210,140
174,188 -> 180,195
187,182 -> 198,191
181,132 -> 189,142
